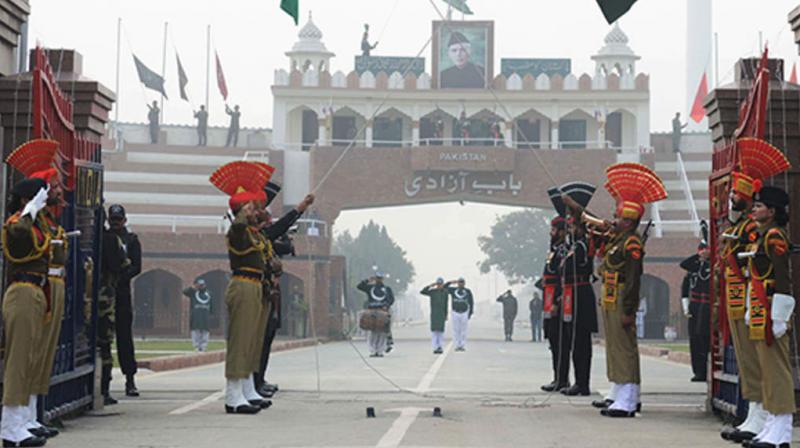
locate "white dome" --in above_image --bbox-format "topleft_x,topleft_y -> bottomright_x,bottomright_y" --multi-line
604,23 -> 629,45
288,12 -> 334,56
593,23 -> 638,59
298,13 -> 322,40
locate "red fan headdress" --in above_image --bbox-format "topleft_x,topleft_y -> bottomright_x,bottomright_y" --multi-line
730,137 -> 790,199
6,139 -> 60,183
209,161 -> 275,210
604,162 -> 667,220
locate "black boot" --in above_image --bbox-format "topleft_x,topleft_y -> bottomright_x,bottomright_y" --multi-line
101,364 -> 117,405
2,436 -> 47,447
125,374 -> 139,397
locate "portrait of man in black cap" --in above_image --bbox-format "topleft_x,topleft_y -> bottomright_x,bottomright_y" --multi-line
439,28 -> 487,89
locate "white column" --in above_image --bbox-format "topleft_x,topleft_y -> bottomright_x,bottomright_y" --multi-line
412,120 -> 420,146
317,118 -> 327,146
686,0 -> 711,132
637,104 -> 651,152
504,122 -> 513,148
272,100 -> 287,149
551,121 -> 559,149
365,119 -> 373,148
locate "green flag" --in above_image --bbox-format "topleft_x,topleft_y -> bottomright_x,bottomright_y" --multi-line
281,0 -> 299,25
442,0 -> 473,15
596,0 -> 637,24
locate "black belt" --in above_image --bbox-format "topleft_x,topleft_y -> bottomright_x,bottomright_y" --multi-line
564,275 -> 592,284
11,273 -> 47,288
232,270 -> 263,281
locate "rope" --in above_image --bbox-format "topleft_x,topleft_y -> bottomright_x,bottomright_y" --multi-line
376,0 -> 401,44
426,0 -> 560,186
310,35 -> 433,194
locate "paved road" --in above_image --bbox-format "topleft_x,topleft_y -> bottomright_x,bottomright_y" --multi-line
51,319 -> 792,447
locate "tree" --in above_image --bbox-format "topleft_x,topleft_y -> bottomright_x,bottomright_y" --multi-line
333,220 -> 416,312
477,209 -> 552,285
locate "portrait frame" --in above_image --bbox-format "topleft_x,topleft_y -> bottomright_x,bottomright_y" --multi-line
432,21 -> 494,89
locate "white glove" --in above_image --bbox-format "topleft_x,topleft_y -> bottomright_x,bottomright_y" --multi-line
772,293 -> 796,322
21,186 -> 49,219
773,320 -> 788,338
681,298 -> 690,317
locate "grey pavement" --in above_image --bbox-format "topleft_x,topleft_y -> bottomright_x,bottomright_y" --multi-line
50,319 -> 796,447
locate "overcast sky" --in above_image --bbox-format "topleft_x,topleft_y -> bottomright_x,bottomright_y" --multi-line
29,0 -> 800,130
28,1 -> 800,305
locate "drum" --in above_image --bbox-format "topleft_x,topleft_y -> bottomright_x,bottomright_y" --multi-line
359,309 -> 390,332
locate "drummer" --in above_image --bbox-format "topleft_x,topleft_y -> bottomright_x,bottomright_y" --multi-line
357,272 -> 395,357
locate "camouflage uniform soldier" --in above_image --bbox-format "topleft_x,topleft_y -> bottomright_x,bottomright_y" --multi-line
98,212 -> 130,405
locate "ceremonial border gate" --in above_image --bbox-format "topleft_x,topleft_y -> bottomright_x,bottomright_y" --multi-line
0,47 -> 107,421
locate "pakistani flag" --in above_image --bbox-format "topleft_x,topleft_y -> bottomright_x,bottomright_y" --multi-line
443,0 -> 473,15
596,0 -> 637,24
133,55 -> 168,99
281,0 -> 299,25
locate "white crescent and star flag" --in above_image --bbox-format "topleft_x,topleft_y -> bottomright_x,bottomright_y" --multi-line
133,54 -> 167,99
216,51 -> 228,101
176,53 -> 189,101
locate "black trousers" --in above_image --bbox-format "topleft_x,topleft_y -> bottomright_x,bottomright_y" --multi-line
503,317 -> 515,337
571,325 -> 593,391
546,318 -> 571,385
688,317 -> 709,379
115,287 -> 138,376
256,313 -> 280,386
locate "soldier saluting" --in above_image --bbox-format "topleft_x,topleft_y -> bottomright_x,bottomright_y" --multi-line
445,278 -> 473,352
679,224 -> 711,383
5,139 -> 69,440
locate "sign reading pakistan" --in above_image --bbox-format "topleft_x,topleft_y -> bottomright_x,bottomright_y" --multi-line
404,171 -> 522,198
500,59 -> 571,79
355,56 -> 425,76
433,21 -> 494,89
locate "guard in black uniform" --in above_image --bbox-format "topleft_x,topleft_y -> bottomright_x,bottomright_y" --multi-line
680,223 -> 711,382
108,204 -> 143,397
540,210 -> 569,392
253,182 -> 314,397
557,182 -> 599,397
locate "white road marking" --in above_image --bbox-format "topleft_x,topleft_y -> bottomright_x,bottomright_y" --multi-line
376,407 -> 427,448
413,341 -> 453,393
373,342 -> 453,447
168,390 -> 225,415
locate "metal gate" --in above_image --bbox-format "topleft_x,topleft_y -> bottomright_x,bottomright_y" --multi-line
28,47 -> 103,421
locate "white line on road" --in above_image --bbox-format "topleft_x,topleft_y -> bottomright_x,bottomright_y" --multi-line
168,390 -> 224,415
373,342 -> 453,448
413,341 -> 453,393
376,408 -> 426,448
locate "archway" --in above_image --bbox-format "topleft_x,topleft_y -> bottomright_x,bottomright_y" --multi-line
639,274 -> 670,340
195,269 -> 230,336
279,273 -> 306,338
133,269 -> 183,337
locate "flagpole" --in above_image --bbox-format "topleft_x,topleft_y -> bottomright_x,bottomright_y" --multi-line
115,17 -> 121,124
205,24 -> 211,110
714,32 -> 719,87
161,21 -> 168,124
